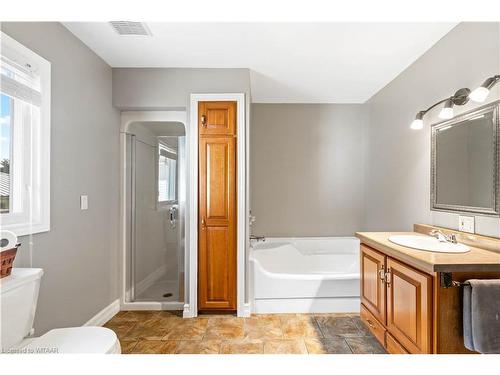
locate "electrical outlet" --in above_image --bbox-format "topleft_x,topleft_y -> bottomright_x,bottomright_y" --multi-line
80,195 -> 88,210
459,215 -> 474,233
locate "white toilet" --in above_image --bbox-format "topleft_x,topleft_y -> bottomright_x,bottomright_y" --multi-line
0,268 -> 121,354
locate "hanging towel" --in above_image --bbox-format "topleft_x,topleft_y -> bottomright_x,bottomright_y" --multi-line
463,279 -> 500,353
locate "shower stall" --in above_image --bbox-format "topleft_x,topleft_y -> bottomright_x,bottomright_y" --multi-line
123,115 -> 187,310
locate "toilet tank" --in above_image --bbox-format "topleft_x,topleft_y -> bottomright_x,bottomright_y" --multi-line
0,268 -> 43,350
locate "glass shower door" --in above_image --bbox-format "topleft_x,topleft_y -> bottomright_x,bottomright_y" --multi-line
125,129 -> 185,305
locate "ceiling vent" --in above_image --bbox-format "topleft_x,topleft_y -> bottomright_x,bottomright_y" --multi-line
109,21 -> 152,36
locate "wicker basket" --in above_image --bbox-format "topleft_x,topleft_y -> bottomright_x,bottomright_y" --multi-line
0,246 -> 19,279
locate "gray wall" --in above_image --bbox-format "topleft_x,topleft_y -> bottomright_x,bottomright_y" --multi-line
365,22 -> 500,237
251,104 -> 368,237
113,68 -> 251,110
1,23 -> 120,334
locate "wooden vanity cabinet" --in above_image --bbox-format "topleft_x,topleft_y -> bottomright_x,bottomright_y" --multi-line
358,226 -> 500,354
360,245 -> 386,322
360,245 -> 432,354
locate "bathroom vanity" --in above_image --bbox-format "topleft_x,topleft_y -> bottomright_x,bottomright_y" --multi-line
356,224 -> 500,354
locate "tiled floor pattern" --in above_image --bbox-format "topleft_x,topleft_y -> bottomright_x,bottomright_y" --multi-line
104,311 -> 386,354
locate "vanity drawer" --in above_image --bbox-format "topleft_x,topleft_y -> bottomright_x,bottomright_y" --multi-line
386,332 -> 409,354
360,304 -> 386,346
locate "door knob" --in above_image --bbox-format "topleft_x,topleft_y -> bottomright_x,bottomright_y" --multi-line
201,217 -> 206,229
201,115 -> 207,127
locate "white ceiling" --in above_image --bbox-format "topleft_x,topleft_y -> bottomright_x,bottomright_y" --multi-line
63,22 -> 457,103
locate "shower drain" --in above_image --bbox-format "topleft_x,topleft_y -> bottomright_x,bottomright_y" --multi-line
163,293 -> 173,298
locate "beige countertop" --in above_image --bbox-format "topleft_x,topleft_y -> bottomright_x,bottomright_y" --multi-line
355,231 -> 500,274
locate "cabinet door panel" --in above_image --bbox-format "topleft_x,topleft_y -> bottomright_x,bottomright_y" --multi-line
198,133 -> 236,311
198,226 -> 235,309
198,101 -> 236,136
360,245 -> 386,323
386,258 -> 432,354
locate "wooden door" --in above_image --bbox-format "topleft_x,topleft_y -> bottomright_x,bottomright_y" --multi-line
386,258 -> 432,354
360,245 -> 386,323
198,101 -> 237,311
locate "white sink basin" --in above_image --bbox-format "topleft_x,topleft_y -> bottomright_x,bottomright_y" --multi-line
388,235 -> 470,253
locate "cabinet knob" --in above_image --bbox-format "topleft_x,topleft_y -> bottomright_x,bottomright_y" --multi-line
378,267 -> 385,282
385,267 -> 392,287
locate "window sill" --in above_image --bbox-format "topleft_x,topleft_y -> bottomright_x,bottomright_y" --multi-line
2,221 -> 50,238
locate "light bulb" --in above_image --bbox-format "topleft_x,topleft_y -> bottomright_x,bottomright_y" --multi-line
439,107 -> 454,119
410,119 -> 424,130
469,86 -> 490,103
410,111 -> 425,130
439,99 -> 454,120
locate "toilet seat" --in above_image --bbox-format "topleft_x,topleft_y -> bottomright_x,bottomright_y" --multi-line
20,327 -> 121,354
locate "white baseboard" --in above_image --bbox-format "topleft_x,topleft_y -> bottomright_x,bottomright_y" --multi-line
182,302 -> 251,318
252,297 -> 360,314
84,299 -> 120,327
121,301 -> 184,311
183,303 -> 194,318
135,264 -> 168,297
238,303 -> 251,317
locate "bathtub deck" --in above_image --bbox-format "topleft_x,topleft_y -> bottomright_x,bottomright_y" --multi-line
104,311 -> 386,354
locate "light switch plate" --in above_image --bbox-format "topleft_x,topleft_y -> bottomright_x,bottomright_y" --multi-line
459,215 -> 475,233
80,195 -> 88,210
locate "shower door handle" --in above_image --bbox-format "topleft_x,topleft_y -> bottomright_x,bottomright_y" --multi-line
169,207 -> 177,229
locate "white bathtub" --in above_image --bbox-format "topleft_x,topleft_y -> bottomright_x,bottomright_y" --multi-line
250,237 -> 360,314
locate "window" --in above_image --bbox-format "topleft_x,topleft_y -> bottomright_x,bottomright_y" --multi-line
0,32 -> 51,236
0,94 -> 12,214
158,140 -> 177,206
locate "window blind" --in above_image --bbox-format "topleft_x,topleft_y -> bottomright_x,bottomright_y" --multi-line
0,55 -> 41,107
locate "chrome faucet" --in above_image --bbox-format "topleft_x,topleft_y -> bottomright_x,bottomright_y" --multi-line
250,235 -> 266,242
430,229 -> 457,244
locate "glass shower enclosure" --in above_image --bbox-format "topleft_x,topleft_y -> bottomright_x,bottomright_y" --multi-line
124,121 -> 186,308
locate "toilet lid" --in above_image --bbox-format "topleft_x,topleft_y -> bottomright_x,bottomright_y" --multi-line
22,327 -> 120,354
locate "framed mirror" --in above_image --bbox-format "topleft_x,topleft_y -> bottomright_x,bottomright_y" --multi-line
431,101 -> 500,216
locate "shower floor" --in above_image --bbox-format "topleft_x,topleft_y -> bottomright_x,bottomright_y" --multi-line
135,278 -> 181,302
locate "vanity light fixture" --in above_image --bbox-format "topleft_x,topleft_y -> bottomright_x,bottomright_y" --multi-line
470,75 -> 500,103
410,88 -> 470,130
411,74 -> 500,129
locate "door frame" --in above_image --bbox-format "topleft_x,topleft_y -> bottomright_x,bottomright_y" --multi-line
185,93 -> 248,318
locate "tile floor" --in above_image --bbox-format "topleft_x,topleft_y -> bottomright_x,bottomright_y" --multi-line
104,311 -> 386,354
